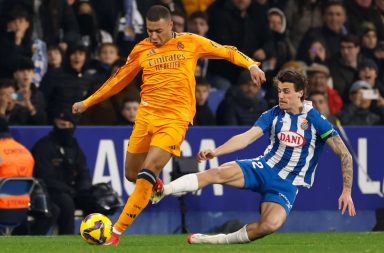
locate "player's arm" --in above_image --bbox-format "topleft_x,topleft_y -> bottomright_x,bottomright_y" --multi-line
326,135 -> 356,216
72,50 -> 141,114
194,35 -> 265,86
197,126 -> 263,161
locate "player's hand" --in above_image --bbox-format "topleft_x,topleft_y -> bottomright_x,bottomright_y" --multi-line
249,65 -> 266,87
197,149 -> 216,162
72,101 -> 87,114
338,189 -> 356,216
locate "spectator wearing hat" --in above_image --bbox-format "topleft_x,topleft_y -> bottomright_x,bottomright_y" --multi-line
40,45 -> 92,123
31,108 -> 96,234
338,80 -> 382,125
360,22 -> 379,60
12,57 -> 46,125
307,63 -> 343,115
216,70 -> 268,126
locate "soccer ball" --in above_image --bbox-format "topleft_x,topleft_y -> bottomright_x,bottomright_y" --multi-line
80,213 -> 112,245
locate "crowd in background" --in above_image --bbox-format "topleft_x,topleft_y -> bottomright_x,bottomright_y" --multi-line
1,0 -> 384,126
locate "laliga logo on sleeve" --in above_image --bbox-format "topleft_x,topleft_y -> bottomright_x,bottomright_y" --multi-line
278,131 -> 306,147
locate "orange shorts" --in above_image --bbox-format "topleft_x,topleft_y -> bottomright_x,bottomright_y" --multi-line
127,110 -> 189,156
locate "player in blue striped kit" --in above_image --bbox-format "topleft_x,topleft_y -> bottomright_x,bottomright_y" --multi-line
151,69 -> 356,244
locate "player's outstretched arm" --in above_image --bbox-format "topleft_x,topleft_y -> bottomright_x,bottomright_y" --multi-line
326,135 -> 356,216
197,126 -> 263,162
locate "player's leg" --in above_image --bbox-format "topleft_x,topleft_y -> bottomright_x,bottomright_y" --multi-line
188,202 -> 287,244
152,161 -> 244,204
113,146 -> 171,231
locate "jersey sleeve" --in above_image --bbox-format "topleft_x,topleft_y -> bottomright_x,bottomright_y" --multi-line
193,34 -> 259,69
83,45 -> 141,108
312,110 -> 338,140
254,107 -> 276,134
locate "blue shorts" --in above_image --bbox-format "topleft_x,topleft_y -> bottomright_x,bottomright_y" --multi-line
236,157 -> 298,214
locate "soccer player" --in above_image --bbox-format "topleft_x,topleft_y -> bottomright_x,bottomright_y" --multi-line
72,5 -> 265,245
152,69 -> 356,244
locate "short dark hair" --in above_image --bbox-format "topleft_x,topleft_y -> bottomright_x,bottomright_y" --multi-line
322,0 -> 345,15
308,90 -> 328,100
146,5 -> 171,21
189,11 -> 208,23
340,34 -> 360,47
273,69 -> 307,101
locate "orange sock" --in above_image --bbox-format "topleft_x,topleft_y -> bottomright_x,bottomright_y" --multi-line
114,177 -> 154,233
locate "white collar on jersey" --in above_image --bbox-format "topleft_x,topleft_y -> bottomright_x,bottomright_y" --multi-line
302,100 -> 313,114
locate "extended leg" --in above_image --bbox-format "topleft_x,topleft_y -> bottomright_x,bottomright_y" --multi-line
189,202 -> 287,244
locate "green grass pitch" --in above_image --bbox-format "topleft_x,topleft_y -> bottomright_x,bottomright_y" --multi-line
1,232 -> 383,253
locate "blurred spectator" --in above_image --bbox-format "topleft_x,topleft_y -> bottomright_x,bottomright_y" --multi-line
206,0 -> 268,88
216,70 -> 268,125
262,7 -> 295,72
298,1 -> 347,61
307,63 -> 343,115
40,45 -> 92,123
12,57 -> 46,124
359,22 -> 379,60
308,90 -> 337,125
329,34 -> 362,100
171,10 -> 187,32
299,38 -> 328,66
188,10 -> 209,36
80,43 -> 122,125
338,80 -> 382,125
358,58 -> 384,95
117,97 -> 140,125
74,0 -> 113,56
0,7 -> 33,78
346,0 -> 384,41
284,0 -> 323,49
188,11 -> 209,77
31,109 -> 93,234
90,0 -> 123,37
194,77 -> 215,126
181,0 -> 215,16
47,44 -> 64,69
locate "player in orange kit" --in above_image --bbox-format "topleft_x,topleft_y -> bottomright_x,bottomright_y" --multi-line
72,5 -> 266,245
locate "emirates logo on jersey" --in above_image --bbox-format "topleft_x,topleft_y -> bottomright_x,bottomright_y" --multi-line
277,131 -> 306,147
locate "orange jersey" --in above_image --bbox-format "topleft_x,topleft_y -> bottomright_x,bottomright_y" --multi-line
0,137 -> 34,177
83,33 -> 259,123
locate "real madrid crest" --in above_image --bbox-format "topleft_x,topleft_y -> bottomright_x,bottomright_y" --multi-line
300,119 -> 309,131
177,41 -> 184,50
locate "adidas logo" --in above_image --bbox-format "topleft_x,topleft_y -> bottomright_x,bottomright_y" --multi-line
147,48 -> 156,56
168,145 -> 176,150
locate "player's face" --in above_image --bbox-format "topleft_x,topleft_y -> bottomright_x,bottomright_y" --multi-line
146,18 -> 173,47
277,81 -> 303,113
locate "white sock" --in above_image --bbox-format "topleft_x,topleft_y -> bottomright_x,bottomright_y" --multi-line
191,225 -> 250,244
112,227 -> 122,235
163,173 -> 199,195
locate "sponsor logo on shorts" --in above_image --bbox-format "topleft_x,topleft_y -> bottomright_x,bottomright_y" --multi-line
278,192 -> 292,210
277,131 -> 306,147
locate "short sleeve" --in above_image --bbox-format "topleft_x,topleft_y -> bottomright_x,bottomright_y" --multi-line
254,107 -> 277,133
311,110 -> 338,140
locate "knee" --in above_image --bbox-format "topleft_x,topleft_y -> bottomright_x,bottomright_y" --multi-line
248,221 -> 281,240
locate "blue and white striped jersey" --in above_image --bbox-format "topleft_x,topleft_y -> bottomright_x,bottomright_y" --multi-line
255,101 -> 337,188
